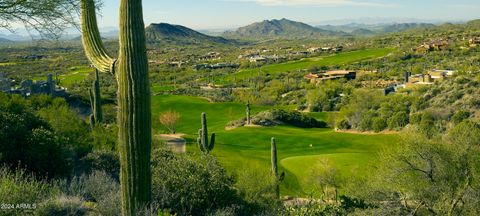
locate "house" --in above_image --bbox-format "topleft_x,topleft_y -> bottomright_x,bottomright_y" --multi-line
415,40 -> 449,53
249,56 -> 267,63
8,74 -> 66,97
304,70 -> 356,84
307,47 -> 321,53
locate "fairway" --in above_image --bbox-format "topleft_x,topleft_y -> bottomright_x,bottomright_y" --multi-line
226,48 -> 394,82
151,95 -> 398,196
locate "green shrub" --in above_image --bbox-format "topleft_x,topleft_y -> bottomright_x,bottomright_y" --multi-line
59,171 -> 120,216
387,111 -> 409,130
337,119 -> 351,130
80,150 -> 120,180
0,167 -> 56,216
0,110 -> 72,178
151,149 -> 242,216
372,117 -> 387,132
35,195 -> 88,216
251,109 -> 327,128
452,110 -> 470,124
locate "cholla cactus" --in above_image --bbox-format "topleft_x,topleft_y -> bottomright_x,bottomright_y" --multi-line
89,69 -> 102,127
80,0 -> 151,215
198,112 -> 215,153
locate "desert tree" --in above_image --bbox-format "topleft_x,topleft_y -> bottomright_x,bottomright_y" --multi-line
159,110 -> 181,134
0,0 -> 84,38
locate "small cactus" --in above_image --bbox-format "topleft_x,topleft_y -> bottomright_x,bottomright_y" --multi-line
198,112 -> 215,153
89,69 -> 102,127
271,137 -> 285,199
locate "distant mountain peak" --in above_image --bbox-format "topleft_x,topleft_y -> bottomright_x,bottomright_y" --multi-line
145,23 -> 233,45
223,18 -> 346,39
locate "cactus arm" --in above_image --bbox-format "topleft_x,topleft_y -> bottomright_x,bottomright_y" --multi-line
89,88 -> 95,113
201,112 -> 208,150
197,129 -> 204,151
209,133 -> 215,151
80,0 -> 116,73
92,70 -> 103,123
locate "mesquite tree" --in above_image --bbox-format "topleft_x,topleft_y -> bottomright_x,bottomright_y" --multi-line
198,112 -> 215,153
271,137 -> 285,199
89,69 -> 103,127
80,0 -> 151,215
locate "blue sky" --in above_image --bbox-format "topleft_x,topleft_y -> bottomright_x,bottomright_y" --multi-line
98,0 -> 480,29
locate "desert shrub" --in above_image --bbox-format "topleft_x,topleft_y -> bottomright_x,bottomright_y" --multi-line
251,109 -> 327,128
235,162 -> 280,214
337,119 -> 351,130
0,167 -> 56,216
387,111 -> 409,130
372,117 -> 387,132
225,117 -> 246,128
80,150 -> 120,180
451,110 -> 470,124
59,171 -> 120,216
36,195 -> 88,216
0,110 -> 72,178
151,149 -> 242,216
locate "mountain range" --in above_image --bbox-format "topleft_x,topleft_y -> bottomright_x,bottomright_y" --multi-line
223,18 -> 346,39
145,23 -> 234,45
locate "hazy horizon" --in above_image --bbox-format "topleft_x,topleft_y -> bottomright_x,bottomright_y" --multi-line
94,0 -> 479,29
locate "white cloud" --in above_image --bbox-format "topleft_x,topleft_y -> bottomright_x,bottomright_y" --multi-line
225,0 -> 395,7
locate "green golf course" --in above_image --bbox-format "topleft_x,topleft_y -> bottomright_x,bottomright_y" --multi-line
151,95 -> 399,196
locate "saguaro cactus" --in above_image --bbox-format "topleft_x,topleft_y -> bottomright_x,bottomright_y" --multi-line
89,69 -> 103,127
271,137 -> 285,199
80,0 -> 151,215
198,112 -> 215,153
246,101 -> 251,125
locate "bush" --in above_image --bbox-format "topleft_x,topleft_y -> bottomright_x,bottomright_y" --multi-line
151,149 -> 242,216
225,117 -> 246,128
251,109 -> 327,128
36,195 -> 88,216
337,119 -> 351,130
80,150 -> 120,180
372,117 -> 387,132
58,171 -> 120,216
387,111 -> 409,130
0,167 -> 56,216
0,110 -> 72,178
452,110 -> 470,124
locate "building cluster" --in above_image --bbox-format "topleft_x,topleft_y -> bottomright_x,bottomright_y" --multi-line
307,45 -> 343,53
247,55 -> 287,63
1,73 -> 66,97
194,62 -> 239,70
304,70 -> 357,84
404,69 -> 455,86
199,52 -> 221,61
414,40 -> 449,53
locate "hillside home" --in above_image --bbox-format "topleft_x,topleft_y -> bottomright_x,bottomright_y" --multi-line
8,74 -> 66,97
415,40 -> 449,53
304,70 -> 356,84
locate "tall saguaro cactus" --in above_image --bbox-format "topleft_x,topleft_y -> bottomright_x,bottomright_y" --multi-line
271,137 -> 284,199
89,69 -> 103,127
246,101 -> 251,125
198,112 -> 215,153
80,0 -> 151,215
